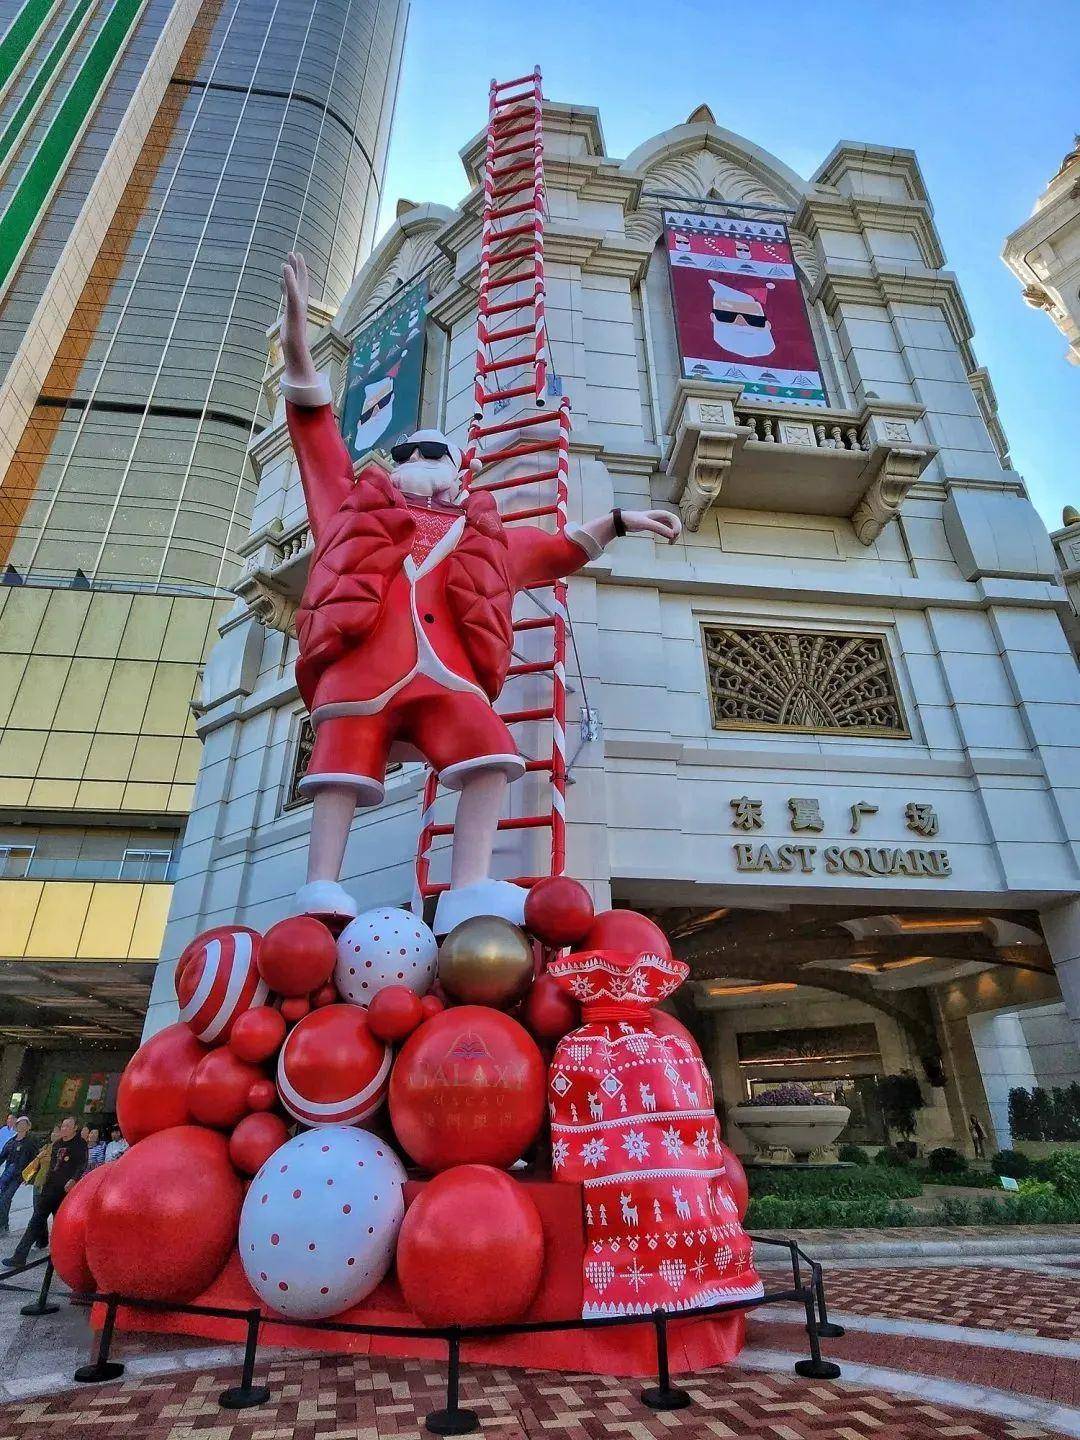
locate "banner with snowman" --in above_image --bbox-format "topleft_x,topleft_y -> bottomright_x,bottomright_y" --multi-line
664,210 -> 826,408
339,275 -> 429,461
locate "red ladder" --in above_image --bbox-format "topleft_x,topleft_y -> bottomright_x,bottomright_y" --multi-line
414,67 -> 571,912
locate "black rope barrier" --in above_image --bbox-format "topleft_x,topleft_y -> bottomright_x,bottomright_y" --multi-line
2,1232 -> 843,1435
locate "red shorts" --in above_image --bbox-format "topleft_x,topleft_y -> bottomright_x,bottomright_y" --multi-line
301,677 -> 524,804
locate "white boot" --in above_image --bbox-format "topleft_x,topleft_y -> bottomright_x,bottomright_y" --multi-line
433,879 -> 528,936
294,879 -> 358,923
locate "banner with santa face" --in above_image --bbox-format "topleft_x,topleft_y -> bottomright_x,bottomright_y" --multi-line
340,276 -> 429,462
663,211 -> 826,407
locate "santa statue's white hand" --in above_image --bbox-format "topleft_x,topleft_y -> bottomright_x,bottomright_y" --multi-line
622,508 -> 683,544
281,250 -> 319,388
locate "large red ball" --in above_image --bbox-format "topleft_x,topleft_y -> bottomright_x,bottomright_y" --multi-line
229,1005 -> 287,1063
276,1004 -> 391,1126
188,1048 -> 264,1129
258,916 -> 336,998
247,1078 -> 277,1112
176,926 -> 266,1045
116,1023 -> 208,1143
86,1127 -> 242,1301
650,1008 -> 702,1059
524,877 -> 594,948
718,1140 -> 749,1220
390,1007 -> 545,1172
397,1165 -> 544,1325
522,973 -> 580,1042
50,1167 -> 111,1293
367,985 -> 424,1042
578,908 -> 672,962
229,1112 -> 290,1175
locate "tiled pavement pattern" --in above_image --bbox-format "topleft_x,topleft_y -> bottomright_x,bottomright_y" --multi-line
822,1265 -> 1080,1342
0,1352 -> 1071,1440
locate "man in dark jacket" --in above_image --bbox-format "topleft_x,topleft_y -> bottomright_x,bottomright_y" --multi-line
0,1117 -> 34,1233
3,1115 -> 87,1268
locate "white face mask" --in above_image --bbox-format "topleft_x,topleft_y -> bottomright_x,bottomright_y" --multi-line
392,453 -> 462,504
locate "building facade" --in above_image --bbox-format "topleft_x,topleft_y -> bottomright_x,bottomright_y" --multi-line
152,98 -> 1080,1157
0,0 -> 406,1120
1002,135 -> 1080,369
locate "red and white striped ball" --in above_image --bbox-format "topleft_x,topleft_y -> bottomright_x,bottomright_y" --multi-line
176,927 -> 267,1046
276,1004 -> 391,1128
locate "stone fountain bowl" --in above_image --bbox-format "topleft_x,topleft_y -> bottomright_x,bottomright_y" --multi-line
729,1103 -> 851,1164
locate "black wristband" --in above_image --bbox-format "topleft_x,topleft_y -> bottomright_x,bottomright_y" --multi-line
612,507 -> 627,537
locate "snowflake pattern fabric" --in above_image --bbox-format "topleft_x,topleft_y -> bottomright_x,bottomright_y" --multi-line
547,949 -> 761,1318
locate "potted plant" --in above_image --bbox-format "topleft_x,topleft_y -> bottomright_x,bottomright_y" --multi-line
876,1072 -> 925,1157
729,1083 -> 850,1164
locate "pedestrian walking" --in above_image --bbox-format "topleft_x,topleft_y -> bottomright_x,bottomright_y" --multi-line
0,1118 -> 34,1233
3,1116 -> 87,1269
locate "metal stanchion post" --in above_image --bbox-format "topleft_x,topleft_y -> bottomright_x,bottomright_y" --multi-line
640,1311 -> 691,1411
794,1286 -> 841,1379
20,1259 -> 59,1316
74,1296 -> 126,1382
219,1309 -> 271,1409
812,1263 -> 844,1339
425,1331 -> 479,1436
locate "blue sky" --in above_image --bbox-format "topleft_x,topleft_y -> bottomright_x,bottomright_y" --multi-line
377,0 -> 1077,529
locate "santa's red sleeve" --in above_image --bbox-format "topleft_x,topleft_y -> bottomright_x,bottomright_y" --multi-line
284,396 -> 355,541
507,523 -> 604,590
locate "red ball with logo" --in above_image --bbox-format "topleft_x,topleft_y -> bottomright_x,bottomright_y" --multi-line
116,1022 -> 208,1143
524,876 -> 594,948
389,1006 -> 545,1172
276,1004 -> 391,1127
257,916 -> 336,998
176,926 -> 267,1045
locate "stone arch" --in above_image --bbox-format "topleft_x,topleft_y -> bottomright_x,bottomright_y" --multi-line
336,203 -> 456,336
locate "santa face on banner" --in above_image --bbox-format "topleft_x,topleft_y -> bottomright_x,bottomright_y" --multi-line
351,365 -> 401,454
709,279 -> 776,359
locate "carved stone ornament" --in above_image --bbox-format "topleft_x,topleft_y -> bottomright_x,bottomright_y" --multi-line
704,624 -> 908,737
680,430 -> 738,530
850,446 -> 928,545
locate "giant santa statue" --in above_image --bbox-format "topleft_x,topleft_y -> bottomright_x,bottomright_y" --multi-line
280,253 -> 682,933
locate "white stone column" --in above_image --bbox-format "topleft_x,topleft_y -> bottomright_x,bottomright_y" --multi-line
1039,897 -> 1080,1048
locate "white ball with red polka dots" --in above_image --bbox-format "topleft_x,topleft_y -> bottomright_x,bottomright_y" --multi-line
238,1126 -> 406,1319
334,907 -> 438,1004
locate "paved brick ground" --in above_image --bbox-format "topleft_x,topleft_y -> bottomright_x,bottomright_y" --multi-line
823,1265 -> 1080,1342
0,1352 -> 1070,1440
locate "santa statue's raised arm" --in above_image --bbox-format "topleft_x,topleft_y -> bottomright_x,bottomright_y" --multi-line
280,251 -> 681,933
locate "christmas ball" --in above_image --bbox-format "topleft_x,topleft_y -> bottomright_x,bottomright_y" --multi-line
188,1047 -> 264,1130
86,1127 -> 242,1302
390,1007 -> 545,1171
229,1006 -> 287,1064
280,996 -> 311,1024
50,1167 -> 111,1294
176,926 -> 267,1045
335,907 -> 438,1004
276,1004 -> 391,1127
117,1023 -> 207,1143
438,916 -> 534,1008
248,1078 -> 277,1112
650,1008 -> 702,1059
397,1165 -> 544,1326
522,973 -> 580,1042
239,1126 -> 406,1319
258,917 -> 336,998
311,983 -> 338,1009
718,1140 -> 749,1220
578,908 -> 671,961
524,877 -> 594,948
230,1112 -> 290,1175
367,985 -> 424,1043
420,994 -> 444,1020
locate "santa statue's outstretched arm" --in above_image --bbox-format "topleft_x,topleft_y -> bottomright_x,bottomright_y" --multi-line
281,251 -> 355,539
508,506 -> 681,589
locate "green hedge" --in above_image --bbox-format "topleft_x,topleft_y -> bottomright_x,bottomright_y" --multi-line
745,1187 -> 1080,1229
748,1165 -> 922,1200
915,1168 -> 1002,1190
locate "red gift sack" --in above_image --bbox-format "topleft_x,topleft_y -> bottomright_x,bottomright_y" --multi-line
546,947 -> 761,1318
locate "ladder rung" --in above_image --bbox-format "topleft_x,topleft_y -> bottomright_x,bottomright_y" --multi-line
497,814 -> 553,831
489,136 -> 536,164
493,103 -> 536,129
475,409 -> 563,439
507,659 -> 555,677
492,161 -> 534,197
524,756 -> 555,773
487,265 -> 539,292
491,121 -> 535,148
484,293 -> 537,317
484,219 -> 537,245
475,467 -> 559,494
500,706 -> 555,724
492,71 -> 537,92
503,503 -> 558,523
483,245 -> 534,269
421,877 -> 542,896
481,349 -> 540,376
488,197 -> 538,223
478,381 -> 537,406
479,437 -> 559,465
513,616 -> 555,632
481,321 -> 532,344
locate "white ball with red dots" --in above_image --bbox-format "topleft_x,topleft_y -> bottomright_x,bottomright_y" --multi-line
334,907 -> 438,1004
238,1126 -> 406,1319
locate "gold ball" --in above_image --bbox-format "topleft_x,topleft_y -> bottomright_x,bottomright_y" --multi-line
438,916 -> 534,1008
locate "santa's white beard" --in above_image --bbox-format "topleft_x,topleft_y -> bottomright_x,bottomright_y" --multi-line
711,320 -> 776,359
392,455 -> 461,504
